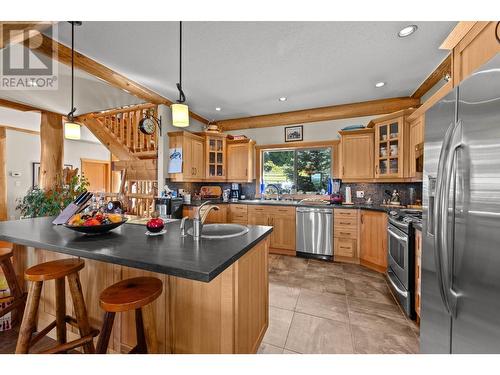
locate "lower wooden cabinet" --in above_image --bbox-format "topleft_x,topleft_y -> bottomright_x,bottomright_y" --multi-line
247,205 -> 296,256
359,210 -> 388,273
182,205 -> 227,223
228,204 -> 248,225
334,209 -> 360,263
415,228 -> 422,321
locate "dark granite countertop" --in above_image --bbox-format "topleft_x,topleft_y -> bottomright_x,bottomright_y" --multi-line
0,217 -> 272,283
184,199 -> 397,213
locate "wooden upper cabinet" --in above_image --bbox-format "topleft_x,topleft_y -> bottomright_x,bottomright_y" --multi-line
204,133 -> 227,181
408,115 -> 424,180
227,139 -> 256,183
359,210 -> 388,273
373,116 -> 405,179
339,129 -> 374,180
168,131 -> 205,182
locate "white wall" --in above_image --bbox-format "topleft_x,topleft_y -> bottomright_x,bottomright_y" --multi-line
1,107 -> 110,219
224,115 -> 379,145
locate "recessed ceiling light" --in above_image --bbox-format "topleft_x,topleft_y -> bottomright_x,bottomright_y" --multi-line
375,82 -> 386,88
398,25 -> 418,38
279,97 -> 287,102
215,107 -> 221,111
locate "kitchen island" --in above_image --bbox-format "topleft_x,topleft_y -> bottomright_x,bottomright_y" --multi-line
0,217 -> 272,354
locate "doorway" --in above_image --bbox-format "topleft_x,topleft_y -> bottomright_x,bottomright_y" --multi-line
81,159 -> 110,193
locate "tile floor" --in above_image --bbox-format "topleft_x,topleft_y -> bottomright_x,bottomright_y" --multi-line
258,255 -> 420,354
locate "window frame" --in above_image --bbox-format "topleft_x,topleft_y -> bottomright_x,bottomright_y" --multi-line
255,139 -> 340,198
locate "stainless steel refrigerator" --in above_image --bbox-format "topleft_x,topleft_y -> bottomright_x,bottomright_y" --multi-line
421,53 -> 500,353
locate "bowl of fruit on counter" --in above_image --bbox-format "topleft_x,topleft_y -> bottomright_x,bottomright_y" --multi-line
63,211 -> 128,235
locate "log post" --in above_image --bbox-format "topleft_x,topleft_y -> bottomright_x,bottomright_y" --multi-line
0,127 -> 6,220
39,112 -> 64,191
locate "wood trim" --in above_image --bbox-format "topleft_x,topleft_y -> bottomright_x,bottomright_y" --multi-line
255,139 -> 338,197
440,22 -> 478,50
217,97 -> 420,131
24,33 -> 209,125
80,158 -> 111,164
366,109 -> 415,128
407,80 -> 453,122
0,127 -> 6,220
411,55 -> 452,99
0,124 -> 40,136
0,21 -> 55,49
0,98 -> 56,114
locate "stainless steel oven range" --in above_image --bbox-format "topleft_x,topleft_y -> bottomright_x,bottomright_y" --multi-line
386,209 -> 421,319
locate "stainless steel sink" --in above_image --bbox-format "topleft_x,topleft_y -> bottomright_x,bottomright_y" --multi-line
187,223 -> 249,239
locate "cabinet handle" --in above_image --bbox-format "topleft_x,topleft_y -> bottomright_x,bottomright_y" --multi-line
340,232 -> 350,236
339,221 -> 350,225
245,168 -> 248,176
361,214 -> 364,224
342,166 -> 345,175
340,246 -> 350,250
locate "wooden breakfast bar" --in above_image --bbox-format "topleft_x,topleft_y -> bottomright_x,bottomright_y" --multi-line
0,217 -> 272,354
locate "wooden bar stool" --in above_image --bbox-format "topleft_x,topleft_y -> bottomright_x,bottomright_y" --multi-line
15,258 -> 99,354
96,277 -> 162,354
0,246 -> 27,325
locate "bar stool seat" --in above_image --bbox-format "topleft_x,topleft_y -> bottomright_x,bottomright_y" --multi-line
0,246 -> 27,325
97,277 -> 162,354
24,258 -> 85,281
16,258 -> 98,354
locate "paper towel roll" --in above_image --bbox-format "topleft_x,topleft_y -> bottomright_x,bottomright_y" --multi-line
345,187 -> 352,204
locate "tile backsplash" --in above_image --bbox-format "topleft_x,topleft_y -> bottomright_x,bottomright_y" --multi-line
164,179 -> 421,206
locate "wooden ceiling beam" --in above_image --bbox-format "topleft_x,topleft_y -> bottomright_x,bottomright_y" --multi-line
411,54 -> 452,99
217,97 -> 420,131
24,32 -> 209,124
440,22 -> 478,50
0,21 -> 54,49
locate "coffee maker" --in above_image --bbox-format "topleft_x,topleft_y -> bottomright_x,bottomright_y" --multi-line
330,178 -> 343,204
230,183 -> 242,202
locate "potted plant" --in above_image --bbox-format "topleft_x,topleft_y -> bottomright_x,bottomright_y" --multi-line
16,173 -> 89,218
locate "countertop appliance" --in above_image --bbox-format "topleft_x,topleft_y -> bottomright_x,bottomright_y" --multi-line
387,209 -> 421,318
296,206 -> 333,261
230,183 -> 242,202
154,197 -> 183,219
420,54 -> 500,353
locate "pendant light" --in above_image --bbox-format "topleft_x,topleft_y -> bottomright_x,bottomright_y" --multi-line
171,21 -> 189,128
64,21 -> 82,140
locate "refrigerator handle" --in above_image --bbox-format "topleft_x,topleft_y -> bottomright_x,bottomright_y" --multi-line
437,119 -> 463,318
434,121 -> 456,316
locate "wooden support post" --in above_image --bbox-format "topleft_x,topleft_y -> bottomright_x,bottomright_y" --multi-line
0,127 -> 6,221
39,112 -> 63,191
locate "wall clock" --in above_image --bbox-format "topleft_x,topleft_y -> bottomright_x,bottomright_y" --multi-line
139,110 -> 162,135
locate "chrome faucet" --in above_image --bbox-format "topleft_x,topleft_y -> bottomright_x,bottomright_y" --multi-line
180,216 -> 189,237
192,201 -> 220,240
266,184 -> 282,200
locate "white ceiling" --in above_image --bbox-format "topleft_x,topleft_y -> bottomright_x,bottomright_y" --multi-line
0,44 -> 143,115
4,21 -> 457,119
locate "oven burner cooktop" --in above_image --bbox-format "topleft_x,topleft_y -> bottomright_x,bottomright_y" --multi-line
389,209 -> 422,232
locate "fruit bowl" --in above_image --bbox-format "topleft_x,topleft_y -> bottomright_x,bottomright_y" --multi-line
63,218 -> 128,235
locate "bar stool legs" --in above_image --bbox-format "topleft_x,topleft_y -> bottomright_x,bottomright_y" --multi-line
15,258 -> 98,354
0,248 -> 27,325
96,277 -> 162,354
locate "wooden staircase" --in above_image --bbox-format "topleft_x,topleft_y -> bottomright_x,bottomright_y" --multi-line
78,103 -> 159,161
77,103 -> 159,216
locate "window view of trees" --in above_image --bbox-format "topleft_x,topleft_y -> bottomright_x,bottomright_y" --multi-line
262,147 -> 332,194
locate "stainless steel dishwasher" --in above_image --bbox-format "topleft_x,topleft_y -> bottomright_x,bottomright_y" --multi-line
296,207 -> 333,260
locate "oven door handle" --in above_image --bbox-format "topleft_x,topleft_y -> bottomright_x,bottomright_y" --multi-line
388,227 -> 408,243
387,270 -> 408,298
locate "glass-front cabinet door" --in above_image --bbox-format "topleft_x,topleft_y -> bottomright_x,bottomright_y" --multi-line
205,134 -> 226,180
375,117 -> 404,178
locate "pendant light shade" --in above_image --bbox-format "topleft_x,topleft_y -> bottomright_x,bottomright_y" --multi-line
64,21 -> 82,140
171,103 -> 190,127
64,121 -> 81,140
172,21 -> 189,128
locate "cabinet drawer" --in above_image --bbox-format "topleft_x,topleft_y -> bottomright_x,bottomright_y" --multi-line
274,206 -> 295,216
334,227 -> 357,239
335,238 -> 356,258
248,205 -> 270,214
334,217 -> 358,228
334,209 -> 357,218
230,204 -> 248,214
230,213 -> 248,224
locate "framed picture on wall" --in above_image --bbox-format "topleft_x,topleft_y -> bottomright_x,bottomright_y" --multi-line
284,125 -> 303,142
32,162 -> 73,188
